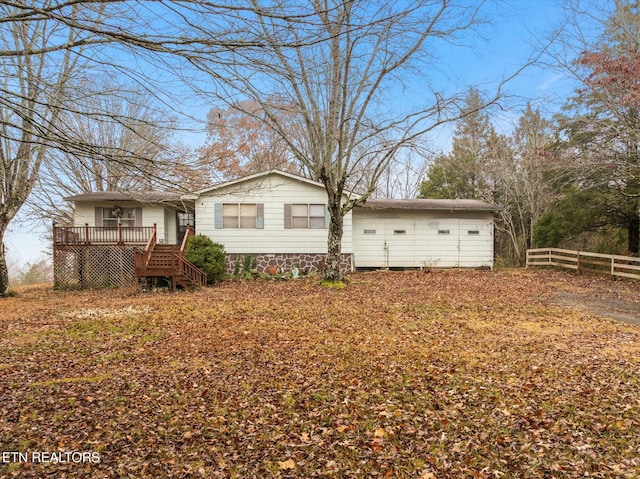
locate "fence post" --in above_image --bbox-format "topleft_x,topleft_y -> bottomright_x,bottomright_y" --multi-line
118,223 -> 123,244
84,223 -> 90,244
577,251 -> 581,274
611,256 -> 615,279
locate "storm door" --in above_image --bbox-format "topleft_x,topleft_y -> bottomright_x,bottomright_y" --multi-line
176,210 -> 195,244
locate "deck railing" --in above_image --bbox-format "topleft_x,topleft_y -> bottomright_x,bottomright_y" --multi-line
526,247 -> 640,280
54,223 -> 155,245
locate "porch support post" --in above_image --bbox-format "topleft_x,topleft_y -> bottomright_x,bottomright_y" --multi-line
84,223 -> 90,244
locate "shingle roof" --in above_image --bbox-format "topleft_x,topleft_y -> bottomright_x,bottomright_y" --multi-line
357,198 -> 500,211
64,191 -> 184,202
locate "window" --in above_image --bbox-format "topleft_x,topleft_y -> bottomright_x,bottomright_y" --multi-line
438,229 -> 450,235
222,203 -> 258,229
285,204 -> 326,229
468,230 -> 480,235
102,207 -> 135,228
291,204 -> 309,228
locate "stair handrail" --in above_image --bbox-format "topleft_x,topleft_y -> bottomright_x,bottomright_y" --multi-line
180,224 -> 195,254
142,224 -> 158,267
173,252 -> 207,287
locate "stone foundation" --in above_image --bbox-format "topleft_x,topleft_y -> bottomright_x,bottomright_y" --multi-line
226,253 -> 353,276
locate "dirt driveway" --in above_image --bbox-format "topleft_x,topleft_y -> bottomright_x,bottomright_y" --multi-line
533,269 -> 640,326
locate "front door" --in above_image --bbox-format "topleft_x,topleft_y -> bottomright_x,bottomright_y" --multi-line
176,210 -> 195,245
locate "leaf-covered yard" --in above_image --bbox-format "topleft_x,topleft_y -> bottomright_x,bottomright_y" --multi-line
1,270 -> 639,478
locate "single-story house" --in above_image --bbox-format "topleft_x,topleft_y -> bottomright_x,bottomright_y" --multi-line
54,169 -> 499,288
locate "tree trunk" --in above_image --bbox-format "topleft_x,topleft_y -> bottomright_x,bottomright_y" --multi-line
324,202 -> 344,282
0,224 -> 9,296
628,214 -> 640,255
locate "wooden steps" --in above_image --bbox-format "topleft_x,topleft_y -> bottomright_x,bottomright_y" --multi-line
134,227 -> 206,290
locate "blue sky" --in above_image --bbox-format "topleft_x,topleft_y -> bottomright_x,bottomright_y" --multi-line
6,0 -> 592,271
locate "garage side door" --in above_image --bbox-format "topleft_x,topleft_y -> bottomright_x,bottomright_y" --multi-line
458,219 -> 493,267
417,218 -> 460,267
383,219 -> 416,267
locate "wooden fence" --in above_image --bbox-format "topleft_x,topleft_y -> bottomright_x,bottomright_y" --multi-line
526,248 -> 640,280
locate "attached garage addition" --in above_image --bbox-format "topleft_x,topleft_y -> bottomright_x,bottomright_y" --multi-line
353,199 -> 499,269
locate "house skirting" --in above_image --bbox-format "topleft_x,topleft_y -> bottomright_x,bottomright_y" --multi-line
225,253 -> 353,275
53,244 -> 143,289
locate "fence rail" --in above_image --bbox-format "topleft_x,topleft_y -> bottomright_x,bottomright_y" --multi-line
526,248 -> 640,280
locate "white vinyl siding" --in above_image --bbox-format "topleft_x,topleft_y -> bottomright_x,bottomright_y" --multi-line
457,218 -> 493,266
352,209 -> 493,268
196,175 -> 353,254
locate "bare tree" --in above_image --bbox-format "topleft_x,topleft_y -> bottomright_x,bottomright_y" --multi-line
492,106 -> 557,265
0,1 -> 224,294
371,152 -> 430,199
186,0 -> 500,280
28,81 -> 183,224
0,2 -> 90,295
198,100 -> 303,181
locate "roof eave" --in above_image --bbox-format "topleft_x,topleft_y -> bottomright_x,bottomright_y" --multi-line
356,200 -> 501,212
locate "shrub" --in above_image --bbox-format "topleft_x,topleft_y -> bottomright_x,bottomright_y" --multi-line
231,255 -> 258,279
184,235 -> 226,285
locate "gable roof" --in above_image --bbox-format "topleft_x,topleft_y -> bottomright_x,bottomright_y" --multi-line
191,169 -> 358,198
358,198 -> 500,212
64,191 -> 185,203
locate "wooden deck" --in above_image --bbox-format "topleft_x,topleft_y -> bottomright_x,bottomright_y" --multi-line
53,223 -> 207,290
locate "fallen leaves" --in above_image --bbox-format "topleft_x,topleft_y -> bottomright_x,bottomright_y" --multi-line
1,270 -> 640,478
277,459 -> 295,470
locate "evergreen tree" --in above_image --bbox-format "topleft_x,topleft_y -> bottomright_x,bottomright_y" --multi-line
419,92 -> 557,265
419,88 -> 498,201
555,2 -> 640,253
